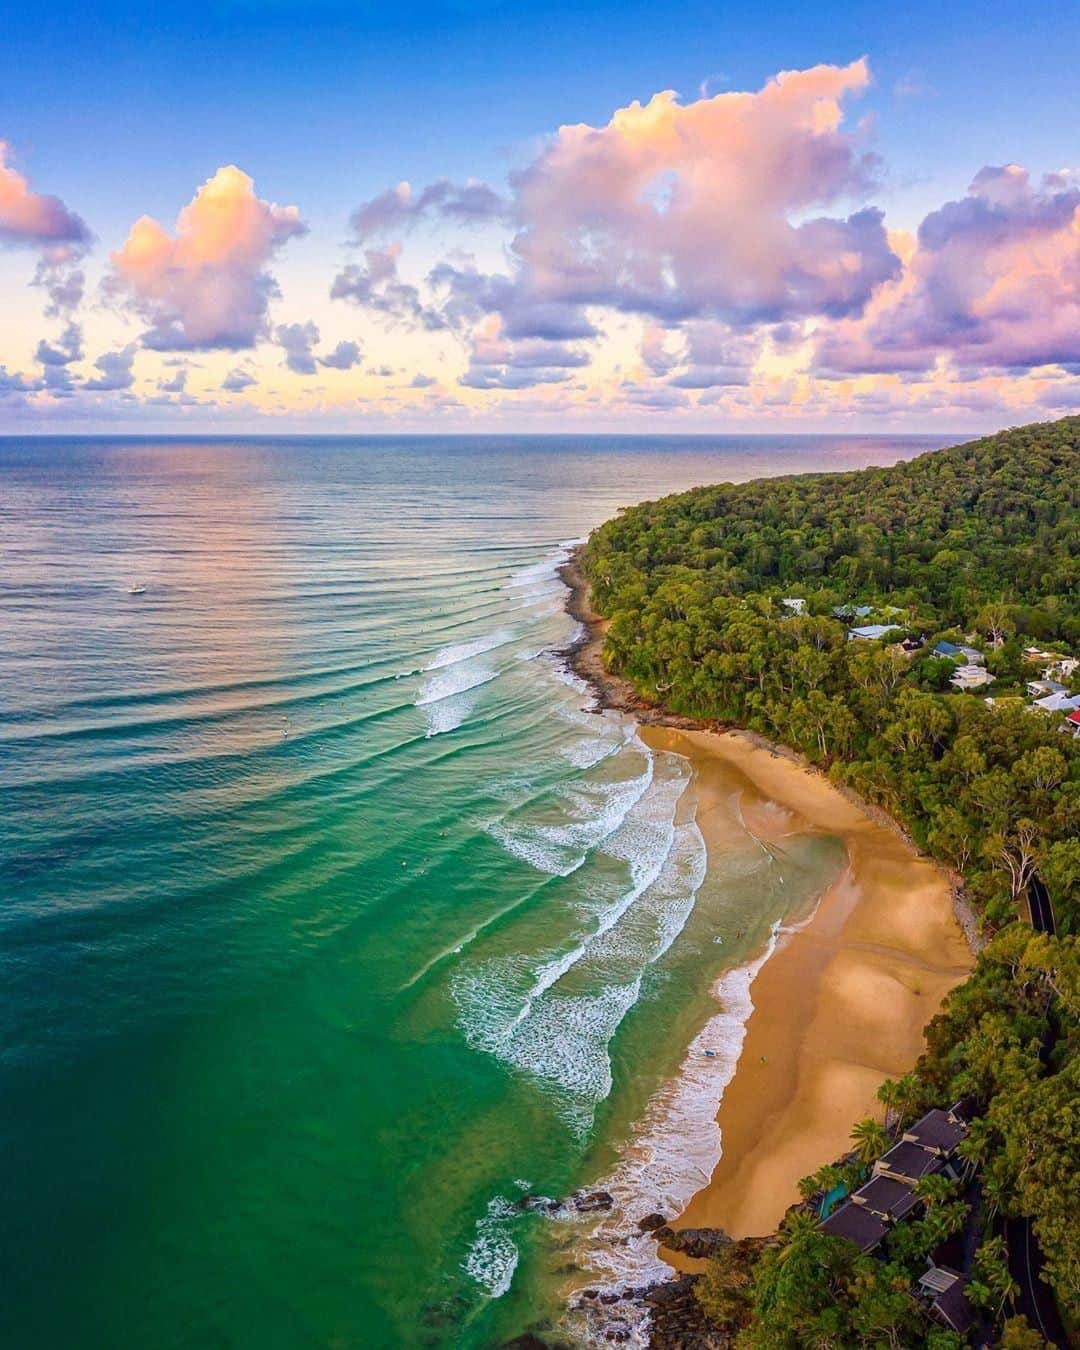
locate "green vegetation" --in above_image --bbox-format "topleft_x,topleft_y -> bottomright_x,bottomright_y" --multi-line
582,415 -> 1079,928
580,417 -> 1080,1344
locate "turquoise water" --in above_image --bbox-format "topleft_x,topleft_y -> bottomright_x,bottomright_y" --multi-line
0,434 -> 940,1348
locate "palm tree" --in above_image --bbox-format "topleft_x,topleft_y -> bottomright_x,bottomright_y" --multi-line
851,1118 -> 889,1163
913,1173 -> 956,1209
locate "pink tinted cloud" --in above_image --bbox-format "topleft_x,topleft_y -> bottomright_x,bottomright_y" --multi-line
109,166 -> 306,349
818,165 -> 1080,374
0,142 -> 89,248
508,59 -> 898,324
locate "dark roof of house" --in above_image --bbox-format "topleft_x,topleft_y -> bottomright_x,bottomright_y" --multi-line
851,1175 -> 920,1220
934,640 -> 962,657
904,1108 -> 967,1155
820,1203 -> 889,1253
875,1141 -> 943,1181
931,1280 -> 976,1335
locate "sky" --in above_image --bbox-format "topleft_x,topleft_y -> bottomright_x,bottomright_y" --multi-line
1,0 -> 1079,434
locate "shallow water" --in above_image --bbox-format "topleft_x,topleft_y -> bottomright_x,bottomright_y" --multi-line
0,433 -> 942,1348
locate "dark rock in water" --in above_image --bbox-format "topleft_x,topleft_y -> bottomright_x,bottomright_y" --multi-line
573,1190 -> 615,1213
501,1337 -> 552,1350
599,1292 -> 620,1304
515,1193 -> 561,1214
637,1212 -> 667,1231
652,1225 -> 731,1259
582,1289 -> 599,1300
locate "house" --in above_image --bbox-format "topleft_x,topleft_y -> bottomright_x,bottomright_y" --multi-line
1024,646 -> 1062,664
901,634 -> 925,652
1067,709 -> 1080,739
902,1108 -> 967,1156
850,1175 -> 920,1222
848,624 -> 895,642
873,1140 -> 944,1184
1048,656 -> 1079,681
950,664 -> 994,691
834,604 -> 873,621
934,640 -> 984,665
1033,691 -> 1080,714
781,597 -> 806,615
819,1202 -> 890,1253
918,1266 -> 976,1338
1027,678 -> 1067,698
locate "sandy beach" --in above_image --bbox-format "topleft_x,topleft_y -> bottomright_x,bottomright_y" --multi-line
640,724 -> 973,1262
559,553 -> 973,1265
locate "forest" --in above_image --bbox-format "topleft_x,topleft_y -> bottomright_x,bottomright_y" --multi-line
579,416 -> 1079,1346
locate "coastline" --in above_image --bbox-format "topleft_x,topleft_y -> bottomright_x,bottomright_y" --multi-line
557,548 -> 976,1282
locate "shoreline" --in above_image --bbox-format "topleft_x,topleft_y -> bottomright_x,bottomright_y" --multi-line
556,548 -> 977,1300
557,550 -> 982,952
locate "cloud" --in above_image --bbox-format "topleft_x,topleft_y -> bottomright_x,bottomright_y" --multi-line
274,322 -> 363,373
0,365 -> 39,395
335,62 -> 896,396
0,142 -> 90,248
410,372 -> 437,388
35,322 -> 83,366
817,165 -> 1080,375
666,321 -> 758,386
506,59 -> 896,326
84,345 -> 136,391
222,366 -> 257,392
275,320 -> 320,374
331,244 -> 445,328
109,166 -> 306,350
158,367 -> 188,393
349,178 -> 506,241
33,253 -> 86,316
319,339 -> 361,370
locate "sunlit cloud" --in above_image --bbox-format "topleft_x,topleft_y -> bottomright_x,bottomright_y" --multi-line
109,165 -> 306,349
0,142 -> 89,248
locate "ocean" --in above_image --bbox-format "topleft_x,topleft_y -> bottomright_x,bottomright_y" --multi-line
0,433 -> 944,1348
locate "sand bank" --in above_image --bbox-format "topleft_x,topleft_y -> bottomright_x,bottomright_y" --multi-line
639,725 -> 973,1260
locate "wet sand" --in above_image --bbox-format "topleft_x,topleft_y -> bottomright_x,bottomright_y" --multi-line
639,725 -> 973,1260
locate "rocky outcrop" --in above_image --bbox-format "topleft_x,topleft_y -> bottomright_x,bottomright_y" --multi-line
653,1226 -> 732,1260
574,1190 -> 615,1213
637,1212 -> 667,1231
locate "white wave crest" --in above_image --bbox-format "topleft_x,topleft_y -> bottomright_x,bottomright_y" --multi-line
464,1194 -> 520,1299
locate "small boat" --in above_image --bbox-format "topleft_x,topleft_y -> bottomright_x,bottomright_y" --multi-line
128,584 -> 146,595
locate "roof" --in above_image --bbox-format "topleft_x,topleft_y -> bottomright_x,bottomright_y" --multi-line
874,1141 -> 943,1181
1029,679 -> 1067,695
903,1108 -> 967,1155
849,624 -> 894,640
919,1265 -> 961,1295
934,640 -> 963,657
932,1280 -> 976,1335
1068,710 -> 1080,727
819,1204 -> 889,1252
851,1175 -> 920,1220
1034,691 -> 1080,712
834,604 -> 872,618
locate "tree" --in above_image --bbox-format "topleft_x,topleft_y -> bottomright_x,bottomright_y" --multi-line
850,1118 -> 889,1163
975,601 -> 1016,646
985,819 -> 1040,902
1014,746 -> 1068,795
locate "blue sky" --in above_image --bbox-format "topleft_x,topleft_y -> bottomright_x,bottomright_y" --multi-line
2,0 -> 1079,431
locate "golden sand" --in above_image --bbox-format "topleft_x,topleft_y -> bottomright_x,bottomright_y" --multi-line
638,726 -> 972,1261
